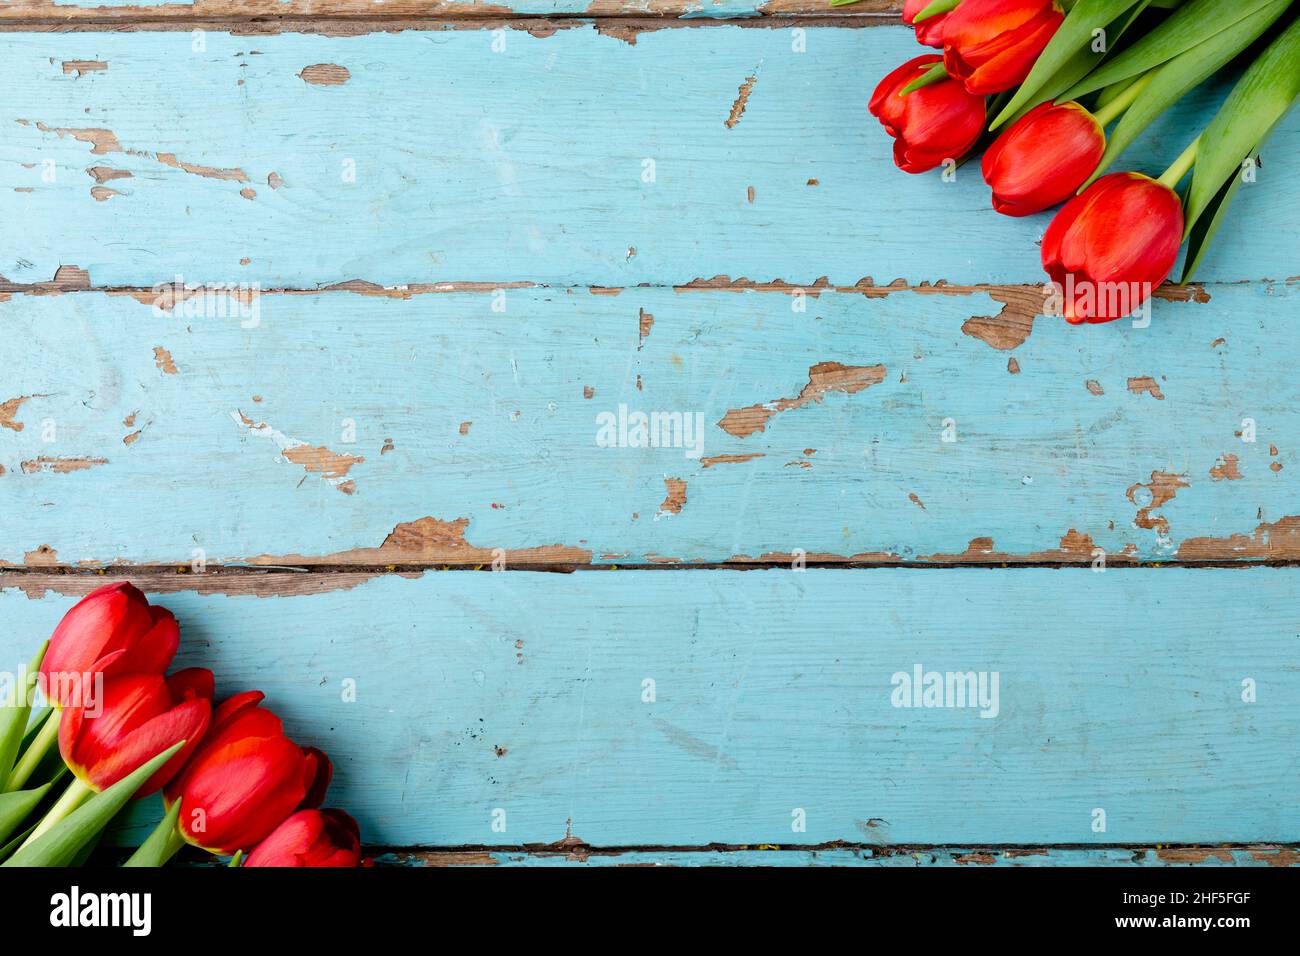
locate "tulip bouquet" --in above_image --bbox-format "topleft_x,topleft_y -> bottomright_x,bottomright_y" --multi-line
852,0 -> 1300,323
0,583 -> 364,867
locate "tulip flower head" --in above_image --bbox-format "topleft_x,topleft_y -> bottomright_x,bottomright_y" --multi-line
1041,172 -> 1185,324
982,101 -> 1105,217
40,582 -> 180,708
869,55 -> 987,174
904,0 -> 955,48
164,691 -> 332,855
245,809 -> 362,867
59,668 -> 213,797
943,0 -> 1064,95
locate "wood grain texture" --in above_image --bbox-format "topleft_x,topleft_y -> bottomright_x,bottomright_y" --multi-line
2,568 -> 1296,847
0,0 -> 901,21
1,283 -> 1296,567
1,27 -> 1295,289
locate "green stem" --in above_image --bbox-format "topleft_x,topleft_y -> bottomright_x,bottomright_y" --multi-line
228,849 -> 244,868
17,776 -> 93,850
4,706 -> 59,793
1158,136 -> 1200,189
1092,71 -> 1155,127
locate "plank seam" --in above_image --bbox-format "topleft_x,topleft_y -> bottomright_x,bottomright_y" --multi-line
5,561 -> 1300,575
369,840 -> 1300,857
0,14 -> 903,34
0,279 -> 1267,296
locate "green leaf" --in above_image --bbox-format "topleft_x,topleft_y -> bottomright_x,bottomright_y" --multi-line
1082,0 -> 1292,189
0,824 -> 37,864
1181,145 -> 1264,282
901,61 -> 949,95
69,825 -> 108,867
2,741 -> 184,868
1185,15 -> 1300,233
0,781 -> 54,847
3,703 -> 61,793
0,641 -> 47,790
122,797 -> 186,868
999,0 -> 1152,126
991,0 -> 1146,129
914,0 -> 962,21
1062,0 -> 1290,100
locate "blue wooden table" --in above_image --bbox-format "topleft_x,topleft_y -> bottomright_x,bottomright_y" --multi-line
0,1 -> 1297,867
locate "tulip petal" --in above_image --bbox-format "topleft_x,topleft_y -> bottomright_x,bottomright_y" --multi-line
210,690 -> 267,732
245,808 -> 361,867
947,5 -> 1063,94
300,747 -> 332,809
167,668 -> 215,702
870,54 -> 986,174
126,608 -> 180,675
984,102 -> 1104,216
177,735 -> 310,854
1042,173 -> 1183,323
322,808 -> 361,842
77,696 -> 210,796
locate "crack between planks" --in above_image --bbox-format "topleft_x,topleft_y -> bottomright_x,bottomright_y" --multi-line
95,840 -> 1293,866
0,278 -> 1267,297
369,840 -> 1300,857
5,560 -> 1300,577
0,13 -> 903,35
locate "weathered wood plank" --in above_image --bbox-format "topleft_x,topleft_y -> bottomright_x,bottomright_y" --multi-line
0,0 -> 899,21
1,27 -> 1295,288
2,568 -> 1295,846
1,283 -> 1296,567
375,845 -> 1300,866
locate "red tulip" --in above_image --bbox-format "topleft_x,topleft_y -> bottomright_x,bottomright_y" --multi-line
943,0 -> 1064,95
59,668 -> 213,797
1041,172 -> 1184,324
245,809 -> 362,868
904,0 -> 954,48
982,101 -> 1104,216
163,691 -> 332,855
40,582 -> 179,707
869,55 -> 986,174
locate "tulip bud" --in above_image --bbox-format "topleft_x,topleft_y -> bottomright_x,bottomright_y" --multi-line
1041,172 -> 1185,324
982,101 -> 1105,217
40,582 -> 180,708
245,809 -> 362,867
163,690 -> 332,855
904,0 -> 954,48
869,55 -> 986,174
942,0 -> 1064,95
59,669 -> 213,797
